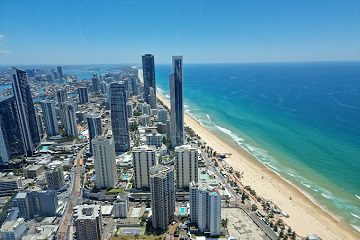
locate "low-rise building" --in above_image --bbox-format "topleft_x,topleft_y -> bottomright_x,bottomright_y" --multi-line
146,133 -> 163,148
0,218 -> 27,240
24,165 -> 44,178
0,173 -> 24,191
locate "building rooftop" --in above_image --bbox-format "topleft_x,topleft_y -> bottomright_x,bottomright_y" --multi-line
25,164 -> 43,171
73,205 -> 101,220
175,144 -> 196,152
132,145 -> 156,152
150,165 -> 174,179
0,218 -> 25,232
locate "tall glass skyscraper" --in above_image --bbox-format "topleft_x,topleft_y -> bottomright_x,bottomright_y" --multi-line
142,54 -> 157,108
86,113 -> 103,154
170,56 -> 184,147
110,82 -> 130,152
41,100 -> 59,136
0,95 -> 26,164
11,68 -> 40,155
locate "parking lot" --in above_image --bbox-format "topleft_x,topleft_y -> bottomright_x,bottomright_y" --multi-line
222,207 -> 267,240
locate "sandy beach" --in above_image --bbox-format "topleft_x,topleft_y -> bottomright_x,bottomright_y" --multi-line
137,69 -> 359,239
156,90 -> 359,240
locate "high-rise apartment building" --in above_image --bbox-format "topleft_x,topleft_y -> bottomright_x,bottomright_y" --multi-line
74,205 -> 102,240
92,135 -> 117,189
150,165 -> 175,230
78,87 -> 89,104
189,182 -> 221,236
175,145 -> 198,189
11,68 -> 40,155
110,82 -> 130,152
45,165 -> 65,189
86,113 -> 102,154
41,100 -> 59,136
170,56 -> 184,147
142,54 -> 156,108
132,145 -> 157,189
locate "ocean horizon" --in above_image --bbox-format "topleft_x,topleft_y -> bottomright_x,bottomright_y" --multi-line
1,61 -> 359,232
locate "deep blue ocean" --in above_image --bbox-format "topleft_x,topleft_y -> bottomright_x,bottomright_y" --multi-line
1,62 -> 359,231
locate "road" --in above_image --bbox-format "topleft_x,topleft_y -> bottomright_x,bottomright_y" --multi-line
57,146 -> 86,240
202,149 -> 277,240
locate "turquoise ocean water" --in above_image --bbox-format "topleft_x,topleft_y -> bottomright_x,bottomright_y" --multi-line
154,62 -> 360,232
1,62 -> 359,231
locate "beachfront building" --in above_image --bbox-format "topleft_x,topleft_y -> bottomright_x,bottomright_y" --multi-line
189,182 -> 221,236
142,54 -> 157,108
74,205 -> 103,240
78,87 -> 89,104
92,135 -> 117,189
175,145 -> 198,189
110,82 -> 130,152
170,56 -> 184,148
11,68 -> 40,155
61,102 -> 78,137
41,100 -> 59,136
45,165 -> 65,189
150,165 -> 175,231
132,145 -> 157,189
0,95 -> 25,164
86,113 -> 102,154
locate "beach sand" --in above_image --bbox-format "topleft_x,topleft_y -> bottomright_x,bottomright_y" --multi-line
138,69 -> 359,239
157,91 -> 359,240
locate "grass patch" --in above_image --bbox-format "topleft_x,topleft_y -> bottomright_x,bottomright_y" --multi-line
106,188 -> 124,195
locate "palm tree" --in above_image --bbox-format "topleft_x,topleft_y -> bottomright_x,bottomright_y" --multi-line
221,218 -> 229,229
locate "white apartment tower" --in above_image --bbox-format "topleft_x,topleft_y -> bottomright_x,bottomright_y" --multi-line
175,145 -> 198,189
189,182 -> 221,236
92,135 -> 117,189
132,145 -> 157,189
150,165 -> 175,231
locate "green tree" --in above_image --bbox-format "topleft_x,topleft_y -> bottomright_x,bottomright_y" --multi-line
251,204 -> 258,211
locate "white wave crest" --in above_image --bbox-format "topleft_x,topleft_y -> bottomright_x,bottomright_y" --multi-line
350,212 -> 360,220
215,126 -> 244,143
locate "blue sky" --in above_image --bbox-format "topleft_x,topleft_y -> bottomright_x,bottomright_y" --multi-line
0,0 -> 359,64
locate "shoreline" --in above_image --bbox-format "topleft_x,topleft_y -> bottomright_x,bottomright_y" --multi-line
155,90 -> 359,240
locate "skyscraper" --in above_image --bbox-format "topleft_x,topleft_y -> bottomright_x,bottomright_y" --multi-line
41,100 -> 59,136
142,54 -> 157,108
126,102 -> 133,118
170,56 -> 184,147
92,135 -> 117,189
57,89 -> 68,103
110,82 -> 130,152
61,102 -> 78,137
189,182 -> 221,236
11,68 -> 40,155
157,108 -> 168,124
86,113 -> 102,154
74,205 -> 102,240
175,145 -> 198,189
130,75 -> 139,96
0,96 -> 25,164
57,66 -> 64,79
150,165 -> 175,230
92,74 -> 100,92
132,145 -> 157,189
78,87 -> 89,104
